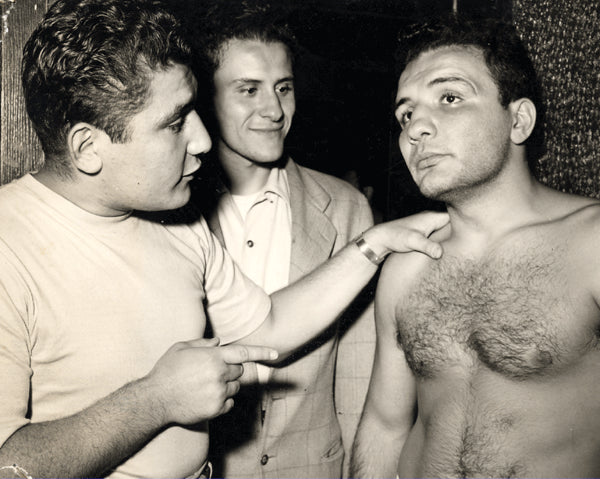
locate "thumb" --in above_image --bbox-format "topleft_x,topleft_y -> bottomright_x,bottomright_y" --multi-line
404,231 -> 444,259
409,211 -> 450,237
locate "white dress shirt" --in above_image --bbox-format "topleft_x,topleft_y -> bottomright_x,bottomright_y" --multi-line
217,167 -> 292,383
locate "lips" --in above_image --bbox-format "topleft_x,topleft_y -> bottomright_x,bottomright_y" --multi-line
182,159 -> 202,178
251,128 -> 284,133
414,152 -> 448,170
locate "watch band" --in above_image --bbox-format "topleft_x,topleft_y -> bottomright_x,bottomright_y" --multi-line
354,232 -> 386,265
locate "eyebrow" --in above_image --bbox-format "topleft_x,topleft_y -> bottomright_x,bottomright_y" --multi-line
430,76 -> 476,92
231,76 -> 294,85
158,100 -> 195,128
395,76 -> 476,110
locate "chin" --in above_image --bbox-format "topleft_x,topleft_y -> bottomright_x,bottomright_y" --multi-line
418,183 -> 451,202
154,188 -> 191,212
252,152 -> 285,164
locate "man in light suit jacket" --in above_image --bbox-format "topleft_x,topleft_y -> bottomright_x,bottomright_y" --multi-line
191,3 -> 376,477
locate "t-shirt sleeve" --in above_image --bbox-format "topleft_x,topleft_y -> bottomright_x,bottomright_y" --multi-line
0,246 -> 33,447
191,218 -> 270,345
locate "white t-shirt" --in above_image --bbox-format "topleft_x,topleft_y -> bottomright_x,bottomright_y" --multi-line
0,174 -> 270,478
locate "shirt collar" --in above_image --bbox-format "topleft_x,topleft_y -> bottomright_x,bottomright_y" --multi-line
225,166 -> 290,206
260,166 -> 290,204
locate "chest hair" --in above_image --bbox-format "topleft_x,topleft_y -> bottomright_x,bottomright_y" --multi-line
396,248 -> 596,380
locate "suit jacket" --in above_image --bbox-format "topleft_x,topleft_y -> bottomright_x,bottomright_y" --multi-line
207,158 -> 376,478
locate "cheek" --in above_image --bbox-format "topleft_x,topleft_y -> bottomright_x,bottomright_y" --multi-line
214,94 -> 240,122
398,133 -> 412,162
218,105 -> 250,135
284,96 -> 296,118
468,115 -> 510,156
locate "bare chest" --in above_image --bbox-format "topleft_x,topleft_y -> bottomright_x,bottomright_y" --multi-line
396,247 -> 599,380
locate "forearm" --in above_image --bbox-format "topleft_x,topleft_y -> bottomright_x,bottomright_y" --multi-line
238,212 -> 448,358
244,237 -> 378,357
0,377 -> 165,478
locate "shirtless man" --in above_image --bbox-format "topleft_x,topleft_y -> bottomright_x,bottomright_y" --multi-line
350,15 -> 600,478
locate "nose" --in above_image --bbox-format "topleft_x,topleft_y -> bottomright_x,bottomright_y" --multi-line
405,106 -> 436,144
186,110 -> 212,156
259,91 -> 284,121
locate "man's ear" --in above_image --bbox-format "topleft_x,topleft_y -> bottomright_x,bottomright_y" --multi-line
67,123 -> 103,174
509,98 -> 536,145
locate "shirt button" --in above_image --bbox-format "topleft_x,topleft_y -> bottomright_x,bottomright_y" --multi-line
247,240 -> 254,248
261,454 -> 269,465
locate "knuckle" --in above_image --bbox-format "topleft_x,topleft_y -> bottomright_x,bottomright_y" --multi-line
237,346 -> 249,363
232,380 -> 241,395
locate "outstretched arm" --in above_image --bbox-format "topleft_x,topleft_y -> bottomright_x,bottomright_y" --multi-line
350,253 -> 419,478
0,339 -> 277,478
240,211 -> 448,359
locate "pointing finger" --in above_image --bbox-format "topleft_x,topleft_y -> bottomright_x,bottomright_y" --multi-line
220,344 -> 279,364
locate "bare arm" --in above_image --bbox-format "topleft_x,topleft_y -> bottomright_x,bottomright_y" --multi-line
350,253 -> 419,478
239,211 -> 449,359
0,339 -> 277,477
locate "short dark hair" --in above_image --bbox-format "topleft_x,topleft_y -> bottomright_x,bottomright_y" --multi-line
195,0 -> 298,84
22,0 -> 193,171
396,15 -> 544,159
396,15 -> 540,110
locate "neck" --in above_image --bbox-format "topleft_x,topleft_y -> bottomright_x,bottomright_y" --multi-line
444,165 -> 547,256
217,144 -> 281,196
33,166 -> 128,217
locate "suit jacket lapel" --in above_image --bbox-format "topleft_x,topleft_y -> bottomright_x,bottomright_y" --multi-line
285,159 -> 337,283
205,160 -> 338,278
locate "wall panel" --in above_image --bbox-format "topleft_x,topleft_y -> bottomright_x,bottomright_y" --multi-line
1,0 -> 46,185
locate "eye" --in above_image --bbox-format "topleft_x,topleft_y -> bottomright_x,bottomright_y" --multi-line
241,86 -> 258,96
441,92 -> 461,104
277,83 -> 294,94
168,117 -> 185,134
397,109 -> 412,129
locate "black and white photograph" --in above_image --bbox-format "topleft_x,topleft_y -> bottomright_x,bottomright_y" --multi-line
0,0 -> 599,477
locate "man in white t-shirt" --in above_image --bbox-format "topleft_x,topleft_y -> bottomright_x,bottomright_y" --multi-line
0,0 -> 448,477
193,4 -> 377,477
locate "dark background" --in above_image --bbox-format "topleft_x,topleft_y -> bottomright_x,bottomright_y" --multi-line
4,0 -> 596,218
176,0 -> 513,220
284,0 -> 512,219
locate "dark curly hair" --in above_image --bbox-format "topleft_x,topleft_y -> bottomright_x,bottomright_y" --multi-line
395,14 -> 544,158
22,0 -> 193,172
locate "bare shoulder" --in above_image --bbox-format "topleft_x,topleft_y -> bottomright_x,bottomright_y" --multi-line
376,249 -> 439,320
548,192 -> 600,287
561,198 -> 600,306
557,194 -> 600,235
380,221 -> 451,292
542,186 -> 600,220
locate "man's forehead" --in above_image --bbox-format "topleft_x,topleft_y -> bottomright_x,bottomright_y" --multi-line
144,64 -> 196,115
397,45 -> 488,94
148,63 -> 195,93
220,38 -> 291,66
